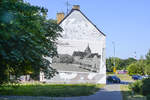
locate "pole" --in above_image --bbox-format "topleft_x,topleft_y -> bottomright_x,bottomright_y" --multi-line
112,41 -> 116,73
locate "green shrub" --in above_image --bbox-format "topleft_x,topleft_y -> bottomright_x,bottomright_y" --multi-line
147,95 -> 150,100
129,78 -> 150,97
127,63 -> 138,76
141,78 -> 150,96
127,60 -> 145,76
144,64 -> 150,75
129,80 -> 143,94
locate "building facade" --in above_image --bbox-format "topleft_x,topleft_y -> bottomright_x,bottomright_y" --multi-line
40,5 -> 106,84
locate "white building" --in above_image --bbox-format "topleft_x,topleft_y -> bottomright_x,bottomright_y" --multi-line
40,5 -> 106,84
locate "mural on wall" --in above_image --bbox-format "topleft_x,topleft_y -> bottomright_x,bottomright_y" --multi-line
52,41 -> 101,73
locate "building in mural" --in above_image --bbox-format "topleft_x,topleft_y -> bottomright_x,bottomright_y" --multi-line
40,5 -> 106,84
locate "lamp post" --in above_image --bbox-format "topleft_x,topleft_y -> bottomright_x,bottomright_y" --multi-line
112,41 -> 116,73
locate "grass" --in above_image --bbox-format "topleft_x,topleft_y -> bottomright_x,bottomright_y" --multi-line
0,83 -> 105,97
120,85 -> 146,100
116,74 -> 133,81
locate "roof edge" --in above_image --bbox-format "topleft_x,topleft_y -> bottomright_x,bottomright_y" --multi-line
58,9 -> 106,36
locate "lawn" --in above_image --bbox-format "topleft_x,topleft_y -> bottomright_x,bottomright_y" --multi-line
116,74 -> 133,81
0,83 -> 104,97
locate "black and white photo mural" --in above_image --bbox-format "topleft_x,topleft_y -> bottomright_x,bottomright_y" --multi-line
40,5 -> 106,84
52,43 -> 101,73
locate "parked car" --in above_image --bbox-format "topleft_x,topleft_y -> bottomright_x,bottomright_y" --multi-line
132,75 -> 142,80
142,75 -> 150,79
107,75 -> 121,83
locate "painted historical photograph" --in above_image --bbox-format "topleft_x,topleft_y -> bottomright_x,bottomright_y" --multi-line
52,44 -> 101,73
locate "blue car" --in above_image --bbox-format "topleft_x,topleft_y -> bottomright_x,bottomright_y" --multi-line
132,75 -> 142,80
107,76 -> 121,83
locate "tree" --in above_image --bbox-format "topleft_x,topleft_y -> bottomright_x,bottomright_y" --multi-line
106,57 -> 124,72
145,49 -> 150,75
145,49 -> 150,66
146,49 -> 150,61
127,59 -> 146,76
145,64 -> 150,75
106,57 -> 114,72
0,0 -> 62,84
127,63 -> 137,75
106,57 -> 136,72
124,58 -> 137,68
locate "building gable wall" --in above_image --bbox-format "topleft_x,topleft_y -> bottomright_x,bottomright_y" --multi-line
41,9 -> 106,84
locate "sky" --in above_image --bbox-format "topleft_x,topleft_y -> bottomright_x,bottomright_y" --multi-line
25,0 -> 150,59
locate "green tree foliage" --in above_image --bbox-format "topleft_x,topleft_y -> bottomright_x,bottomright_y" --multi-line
145,50 -> 150,75
141,78 -> 150,96
129,78 -> 150,96
127,63 -> 138,76
146,50 -> 150,61
106,57 -> 114,72
127,59 -> 146,75
106,57 -> 136,72
145,64 -> 150,75
114,57 -> 121,69
127,50 -> 150,76
123,58 -> 137,68
129,80 -> 142,94
0,0 -> 62,84
106,57 -> 124,72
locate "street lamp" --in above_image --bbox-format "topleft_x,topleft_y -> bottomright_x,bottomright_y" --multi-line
112,41 -> 116,73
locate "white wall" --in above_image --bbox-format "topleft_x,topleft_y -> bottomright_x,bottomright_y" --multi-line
44,9 -> 106,84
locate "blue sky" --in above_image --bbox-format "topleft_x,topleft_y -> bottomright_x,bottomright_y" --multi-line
25,0 -> 150,59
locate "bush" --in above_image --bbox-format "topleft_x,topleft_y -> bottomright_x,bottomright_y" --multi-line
129,80 -> 143,94
147,95 -> 150,100
144,64 -> 150,75
141,78 -> 150,96
129,78 -> 150,96
127,63 -> 138,76
127,60 -> 146,76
